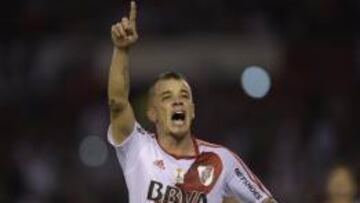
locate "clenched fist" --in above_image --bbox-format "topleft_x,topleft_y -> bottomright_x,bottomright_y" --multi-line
111,1 -> 138,49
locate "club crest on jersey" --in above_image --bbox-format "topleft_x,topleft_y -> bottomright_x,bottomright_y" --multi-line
175,168 -> 185,184
197,165 -> 214,186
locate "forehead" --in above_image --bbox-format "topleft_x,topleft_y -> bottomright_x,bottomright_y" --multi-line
153,79 -> 192,95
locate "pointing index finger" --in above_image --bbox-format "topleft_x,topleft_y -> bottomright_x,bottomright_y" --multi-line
129,1 -> 137,24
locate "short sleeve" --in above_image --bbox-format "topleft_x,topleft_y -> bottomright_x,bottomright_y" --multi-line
223,151 -> 272,203
107,122 -> 151,173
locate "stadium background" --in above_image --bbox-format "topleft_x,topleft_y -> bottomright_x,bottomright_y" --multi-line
1,0 -> 359,202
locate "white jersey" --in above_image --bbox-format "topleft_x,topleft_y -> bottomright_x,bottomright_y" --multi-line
108,122 -> 273,203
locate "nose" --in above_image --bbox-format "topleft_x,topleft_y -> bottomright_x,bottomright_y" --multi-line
172,99 -> 183,107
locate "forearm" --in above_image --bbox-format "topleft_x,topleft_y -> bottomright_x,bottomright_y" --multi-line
108,47 -> 130,111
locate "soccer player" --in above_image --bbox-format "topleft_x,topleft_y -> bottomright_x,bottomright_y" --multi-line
108,1 -> 277,203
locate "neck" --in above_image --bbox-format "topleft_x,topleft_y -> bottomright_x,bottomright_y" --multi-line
157,130 -> 196,157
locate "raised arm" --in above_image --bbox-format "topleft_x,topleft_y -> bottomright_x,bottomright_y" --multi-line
108,1 -> 138,145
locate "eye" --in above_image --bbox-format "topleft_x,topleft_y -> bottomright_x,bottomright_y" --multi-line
181,94 -> 189,99
161,95 -> 171,101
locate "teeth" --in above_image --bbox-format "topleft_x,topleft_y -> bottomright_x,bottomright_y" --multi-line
171,110 -> 186,123
173,120 -> 185,126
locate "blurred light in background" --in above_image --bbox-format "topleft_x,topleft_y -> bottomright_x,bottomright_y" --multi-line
241,66 -> 271,99
79,136 -> 108,167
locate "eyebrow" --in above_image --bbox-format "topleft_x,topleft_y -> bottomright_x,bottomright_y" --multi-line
180,89 -> 190,95
159,89 -> 189,97
160,90 -> 171,97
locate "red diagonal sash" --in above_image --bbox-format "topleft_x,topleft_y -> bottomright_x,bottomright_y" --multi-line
176,152 -> 223,194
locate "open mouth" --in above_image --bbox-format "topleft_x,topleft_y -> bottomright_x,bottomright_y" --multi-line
171,111 -> 186,125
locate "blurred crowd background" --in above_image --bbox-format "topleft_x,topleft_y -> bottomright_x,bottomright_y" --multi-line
1,0 -> 360,202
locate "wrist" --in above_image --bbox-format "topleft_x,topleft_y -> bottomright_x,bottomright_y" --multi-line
114,46 -> 129,53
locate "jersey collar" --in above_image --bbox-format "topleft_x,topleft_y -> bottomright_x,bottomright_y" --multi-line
155,135 -> 200,160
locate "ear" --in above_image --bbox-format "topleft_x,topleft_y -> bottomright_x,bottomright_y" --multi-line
190,102 -> 195,120
147,106 -> 157,123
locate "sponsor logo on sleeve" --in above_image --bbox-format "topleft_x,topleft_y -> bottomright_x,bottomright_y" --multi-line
234,168 -> 262,200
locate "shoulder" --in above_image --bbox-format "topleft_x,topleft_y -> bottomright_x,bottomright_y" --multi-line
109,122 -> 156,148
133,123 -> 157,141
134,123 -> 152,136
196,138 -> 243,165
196,139 -> 224,151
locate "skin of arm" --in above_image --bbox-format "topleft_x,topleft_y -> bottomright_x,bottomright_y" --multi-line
108,1 -> 138,145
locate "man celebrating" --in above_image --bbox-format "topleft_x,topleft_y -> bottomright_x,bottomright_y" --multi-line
108,1 -> 277,203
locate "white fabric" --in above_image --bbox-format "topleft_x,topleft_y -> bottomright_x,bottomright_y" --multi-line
108,122 -> 272,203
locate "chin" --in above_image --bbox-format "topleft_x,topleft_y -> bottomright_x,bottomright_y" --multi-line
169,127 -> 190,139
